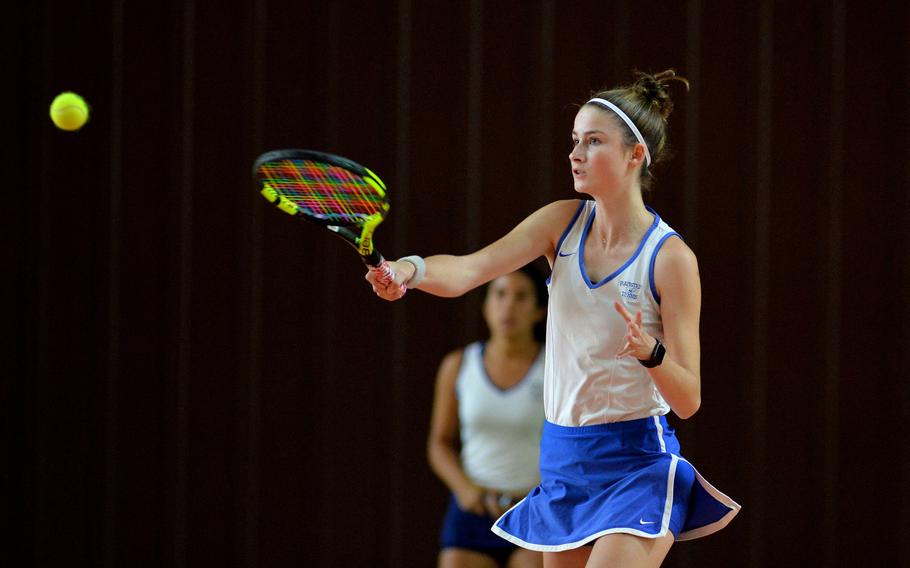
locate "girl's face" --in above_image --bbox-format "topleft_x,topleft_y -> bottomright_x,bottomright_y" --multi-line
569,105 -> 641,195
482,272 -> 543,340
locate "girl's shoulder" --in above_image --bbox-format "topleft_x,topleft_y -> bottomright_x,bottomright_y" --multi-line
655,234 -> 697,267
542,198 -> 586,218
652,235 -> 700,302
536,199 -> 588,243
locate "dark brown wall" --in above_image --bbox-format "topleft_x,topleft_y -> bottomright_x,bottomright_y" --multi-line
7,0 -> 910,566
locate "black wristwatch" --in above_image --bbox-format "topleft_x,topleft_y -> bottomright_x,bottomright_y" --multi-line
639,339 -> 666,368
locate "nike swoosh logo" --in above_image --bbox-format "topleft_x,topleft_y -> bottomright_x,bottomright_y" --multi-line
558,251 -> 576,257
639,519 -> 656,525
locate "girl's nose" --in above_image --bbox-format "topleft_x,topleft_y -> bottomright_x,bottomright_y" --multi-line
569,143 -> 583,162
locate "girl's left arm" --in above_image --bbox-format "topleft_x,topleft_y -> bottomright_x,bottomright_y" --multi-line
616,237 -> 702,419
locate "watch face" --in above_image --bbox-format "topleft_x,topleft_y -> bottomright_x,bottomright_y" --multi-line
639,340 -> 665,368
653,341 -> 666,366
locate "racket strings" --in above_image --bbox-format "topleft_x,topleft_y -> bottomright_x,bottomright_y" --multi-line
259,160 -> 386,222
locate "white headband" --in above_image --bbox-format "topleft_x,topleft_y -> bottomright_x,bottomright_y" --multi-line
586,97 -> 651,166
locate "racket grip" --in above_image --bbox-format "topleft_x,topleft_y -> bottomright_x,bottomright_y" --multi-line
368,259 -> 407,293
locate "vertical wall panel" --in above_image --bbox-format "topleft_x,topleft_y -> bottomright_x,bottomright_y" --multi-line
683,0 -> 701,243
902,6 -> 910,566
103,1 -> 123,565
537,0 -> 555,207
172,1 -> 194,565
750,3 -> 771,566
2,0 -> 41,563
239,2 -> 266,565
763,2 -> 835,565
836,1 -> 905,563
111,1 -> 181,564
822,2 -> 844,564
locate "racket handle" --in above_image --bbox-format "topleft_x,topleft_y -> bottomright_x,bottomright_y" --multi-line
367,257 -> 407,293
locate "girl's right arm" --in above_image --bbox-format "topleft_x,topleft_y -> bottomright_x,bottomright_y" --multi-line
368,199 -> 580,300
425,349 -> 486,515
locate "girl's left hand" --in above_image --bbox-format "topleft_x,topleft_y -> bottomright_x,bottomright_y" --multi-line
614,302 -> 657,361
482,491 -> 512,519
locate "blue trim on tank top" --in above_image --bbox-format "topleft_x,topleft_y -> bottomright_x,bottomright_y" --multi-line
546,200 -> 586,286
648,232 -> 682,304
555,200 -> 586,254
579,205 -> 661,289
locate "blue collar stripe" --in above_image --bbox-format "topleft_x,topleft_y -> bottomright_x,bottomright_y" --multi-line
579,206 -> 661,289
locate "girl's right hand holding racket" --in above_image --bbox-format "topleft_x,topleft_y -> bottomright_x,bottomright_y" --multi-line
366,260 -> 413,300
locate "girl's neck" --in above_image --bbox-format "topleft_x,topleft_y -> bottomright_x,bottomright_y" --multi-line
590,188 -> 651,250
486,334 -> 539,359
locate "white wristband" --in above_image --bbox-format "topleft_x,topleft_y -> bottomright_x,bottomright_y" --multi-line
397,255 -> 426,288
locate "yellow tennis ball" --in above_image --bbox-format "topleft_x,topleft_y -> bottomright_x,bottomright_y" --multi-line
49,92 -> 90,131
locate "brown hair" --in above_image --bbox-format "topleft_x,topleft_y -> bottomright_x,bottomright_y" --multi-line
586,69 -> 689,190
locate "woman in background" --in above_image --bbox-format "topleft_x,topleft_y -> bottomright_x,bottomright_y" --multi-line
428,265 -> 547,568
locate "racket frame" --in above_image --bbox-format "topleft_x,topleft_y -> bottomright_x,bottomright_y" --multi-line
253,149 -> 389,267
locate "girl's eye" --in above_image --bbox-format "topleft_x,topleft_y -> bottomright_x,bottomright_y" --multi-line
571,138 -> 579,146
589,138 -> 600,145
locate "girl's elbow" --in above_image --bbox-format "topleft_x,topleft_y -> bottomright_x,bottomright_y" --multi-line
426,444 -> 445,472
674,395 -> 701,420
426,439 -> 442,461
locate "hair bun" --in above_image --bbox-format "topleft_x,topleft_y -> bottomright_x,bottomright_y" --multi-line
585,68 -> 690,189
633,69 -> 689,120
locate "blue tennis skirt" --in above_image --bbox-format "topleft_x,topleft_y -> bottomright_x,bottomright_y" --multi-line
491,416 -> 740,552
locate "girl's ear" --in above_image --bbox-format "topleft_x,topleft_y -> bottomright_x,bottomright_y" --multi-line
630,143 -> 646,166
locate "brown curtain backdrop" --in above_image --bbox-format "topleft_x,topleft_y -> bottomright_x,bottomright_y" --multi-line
6,0 -> 910,566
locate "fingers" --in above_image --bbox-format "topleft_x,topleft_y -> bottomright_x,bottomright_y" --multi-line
613,304 -> 656,360
371,281 -> 406,301
613,301 -> 633,322
483,491 -> 510,518
616,335 -> 658,360
461,500 -> 484,516
368,260 -> 399,287
365,266 -> 407,301
613,302 -> 644,327
483,492 -> 500,518
457,487 -> 486,515
616,342 -> 634,359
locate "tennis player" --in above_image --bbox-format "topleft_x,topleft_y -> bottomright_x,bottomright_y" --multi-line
370,69 -> 740,568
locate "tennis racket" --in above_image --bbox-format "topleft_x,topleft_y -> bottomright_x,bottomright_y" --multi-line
253,149 -> 399,288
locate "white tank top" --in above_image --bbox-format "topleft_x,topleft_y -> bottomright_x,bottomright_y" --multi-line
544,200 -> 680,426
457,341 -> 545,493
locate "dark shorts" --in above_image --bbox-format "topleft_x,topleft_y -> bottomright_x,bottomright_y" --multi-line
440,494 -> 517,565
